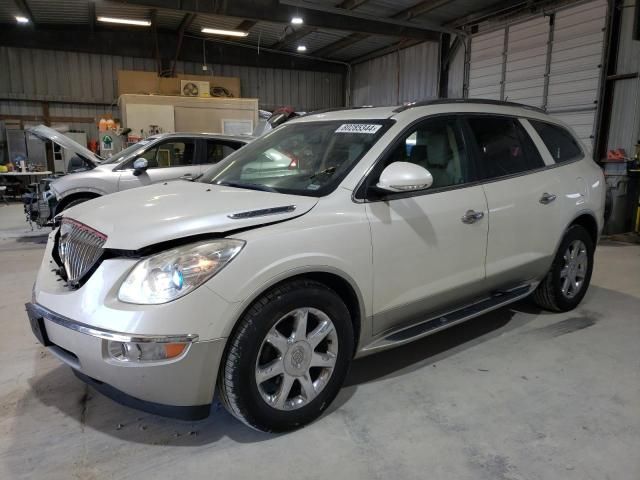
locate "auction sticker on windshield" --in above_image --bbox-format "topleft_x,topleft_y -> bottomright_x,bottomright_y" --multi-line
335,124 -> 382,134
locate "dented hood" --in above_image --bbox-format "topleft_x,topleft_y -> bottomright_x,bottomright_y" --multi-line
62,181 -> 317,250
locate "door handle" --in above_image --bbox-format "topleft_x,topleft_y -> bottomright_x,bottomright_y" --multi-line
539,192 -> 557,204
461,210 -> 484,224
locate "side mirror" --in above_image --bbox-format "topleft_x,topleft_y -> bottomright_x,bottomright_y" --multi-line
132,158 -> 148,176
376,161 -> 433,193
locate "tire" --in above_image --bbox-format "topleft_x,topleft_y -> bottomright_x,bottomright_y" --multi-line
58,196 -> 95,214
218,279 -> 354,433
533,225 -> 595,312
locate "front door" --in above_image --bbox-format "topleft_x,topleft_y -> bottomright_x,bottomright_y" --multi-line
118,137 -> 200,191
365,116 -> 489,335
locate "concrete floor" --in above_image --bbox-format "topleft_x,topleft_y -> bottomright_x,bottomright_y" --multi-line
0,203 -> 639,480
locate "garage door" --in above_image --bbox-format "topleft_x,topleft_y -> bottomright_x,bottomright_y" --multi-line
547,0 -> 607,150
466,0 -> 607,151
468,28 -> 505,100
504,17 -> 550,108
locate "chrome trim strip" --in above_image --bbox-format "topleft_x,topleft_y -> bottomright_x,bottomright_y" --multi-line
29,303 -> 198,344
228,205 -> 296,219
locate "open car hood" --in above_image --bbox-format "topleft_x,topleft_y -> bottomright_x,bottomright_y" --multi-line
27,125 -> 102,165
61,181 -> 318,250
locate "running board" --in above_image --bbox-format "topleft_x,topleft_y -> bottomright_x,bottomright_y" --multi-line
360,284 -> 535,354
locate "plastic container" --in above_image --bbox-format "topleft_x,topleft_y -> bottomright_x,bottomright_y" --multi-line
604,174 -> 630,234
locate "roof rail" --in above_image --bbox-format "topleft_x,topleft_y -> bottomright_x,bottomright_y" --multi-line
393,98 -> 547,114
303,105 -> 375,116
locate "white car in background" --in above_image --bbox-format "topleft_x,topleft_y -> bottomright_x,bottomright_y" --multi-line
27,100 -> 605,432
28,125 -> 251,220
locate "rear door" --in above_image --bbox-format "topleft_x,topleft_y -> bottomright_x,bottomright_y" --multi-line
365,115 -> 489,335
117,137 -> 199,191
465,115 -> 564,290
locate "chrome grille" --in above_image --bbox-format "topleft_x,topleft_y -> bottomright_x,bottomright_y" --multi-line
57,218 -> 107,286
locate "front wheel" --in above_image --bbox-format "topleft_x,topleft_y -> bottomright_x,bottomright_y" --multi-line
218,279 -> 354,432
533,225 -> 595,312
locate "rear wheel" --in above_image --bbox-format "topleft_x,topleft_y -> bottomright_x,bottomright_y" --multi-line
218,279 -> 353,432
533,225 -> 594,312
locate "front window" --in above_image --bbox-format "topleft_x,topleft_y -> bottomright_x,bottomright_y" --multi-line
101,138 -> 155,165
198,120 -> 391,196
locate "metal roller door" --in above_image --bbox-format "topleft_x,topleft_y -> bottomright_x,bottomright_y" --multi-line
504,17 -> 550,108
468,28 -> 505,100
547,0 -> 607,149
466,0 -> 607,151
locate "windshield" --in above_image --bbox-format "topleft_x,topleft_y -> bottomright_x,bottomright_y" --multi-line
100,138 -> 155,164
198,120 -> 391,196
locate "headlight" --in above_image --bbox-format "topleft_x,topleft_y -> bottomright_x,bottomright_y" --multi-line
118,239 -> 245,304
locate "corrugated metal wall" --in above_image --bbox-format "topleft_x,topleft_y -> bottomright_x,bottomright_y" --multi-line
351,41 -> 439,106
0,46 -> 344,139
607,0 -> 640,153
465,0 -> 608,149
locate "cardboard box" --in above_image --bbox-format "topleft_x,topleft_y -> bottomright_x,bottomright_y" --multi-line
117,70 -> 241,98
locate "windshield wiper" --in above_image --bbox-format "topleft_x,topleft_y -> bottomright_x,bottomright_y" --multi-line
217,181 -> 278,193
309,166 -> 336,180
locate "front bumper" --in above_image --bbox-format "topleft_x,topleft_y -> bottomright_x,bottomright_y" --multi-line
26,302 -> 226,419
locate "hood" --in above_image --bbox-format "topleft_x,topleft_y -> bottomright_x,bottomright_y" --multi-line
27,125 -> 101,165
61,181 -> 318,250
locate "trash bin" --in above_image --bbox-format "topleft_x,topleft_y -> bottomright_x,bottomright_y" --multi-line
604,173 -> 630,234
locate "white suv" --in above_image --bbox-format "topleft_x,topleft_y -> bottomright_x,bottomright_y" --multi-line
27,100 -> 605,432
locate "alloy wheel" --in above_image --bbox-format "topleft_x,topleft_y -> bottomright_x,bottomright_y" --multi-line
255,308 -> 338,411
560,239 -> 588,299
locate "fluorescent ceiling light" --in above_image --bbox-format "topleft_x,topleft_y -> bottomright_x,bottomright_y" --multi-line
97,16 -> 151,26
296,45 -> 307,52
201,27 -> 249,37
291,17 -> 304,25
15,16 -> 29,23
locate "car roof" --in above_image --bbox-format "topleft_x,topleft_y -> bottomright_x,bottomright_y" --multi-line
292,99 -> 560,126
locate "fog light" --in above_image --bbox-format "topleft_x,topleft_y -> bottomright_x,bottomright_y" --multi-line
108,341 -> 187,362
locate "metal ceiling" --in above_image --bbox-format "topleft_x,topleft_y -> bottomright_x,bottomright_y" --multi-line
0,0 -> 530,64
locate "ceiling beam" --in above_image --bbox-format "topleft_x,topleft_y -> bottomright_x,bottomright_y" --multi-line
0,25 -> 346,73
350,38 -> 423,64
270,0 -> 370,51
271,26 -> 317,50
14,0 -> 35,25
235,19 -> 257,31
313,33 -> 368,58
310,0 -> 454,59
112,0 -> 443,40
392,0 -> 456,21
337,0 -> 370,9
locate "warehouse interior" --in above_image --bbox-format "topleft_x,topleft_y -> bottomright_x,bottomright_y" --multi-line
0,0 -> 639,478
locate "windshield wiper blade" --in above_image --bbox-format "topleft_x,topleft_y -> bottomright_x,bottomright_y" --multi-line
309,166 -> 336,180
187,173 -> 203,182
217,181 -> 278,193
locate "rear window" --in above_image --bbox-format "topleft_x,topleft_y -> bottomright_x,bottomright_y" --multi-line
466,116 -> 545,179
529,120 -> 583,163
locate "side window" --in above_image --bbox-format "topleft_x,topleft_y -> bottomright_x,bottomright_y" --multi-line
529,120 -> 583,163
205,140 -> 239,164
466,116 -> 545,179
381,116 -> 471,189
140,140 -> 196,169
